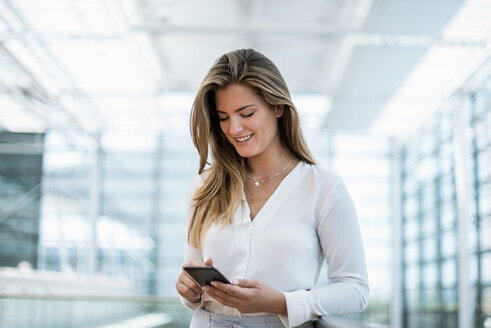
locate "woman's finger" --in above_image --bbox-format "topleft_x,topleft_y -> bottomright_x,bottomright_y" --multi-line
204,284 -> 243,304
176,280 -> 201,302
205,288 -> 237,308
180,272 -> 202,294
176,281 -> 196,299
232,279 -> 260,288
209,281 -> 245,298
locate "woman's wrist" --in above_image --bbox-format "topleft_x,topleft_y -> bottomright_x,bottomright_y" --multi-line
267,291 -> 287,315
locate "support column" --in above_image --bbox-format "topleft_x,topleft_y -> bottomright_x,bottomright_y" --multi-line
149,135 -> 163,295
453,95 -> 473,328
390,139 -> 403,328
88,132 -> 102,275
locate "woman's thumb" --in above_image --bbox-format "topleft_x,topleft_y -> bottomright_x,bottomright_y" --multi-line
204,258 -> 213,266
232,279 -> 258,288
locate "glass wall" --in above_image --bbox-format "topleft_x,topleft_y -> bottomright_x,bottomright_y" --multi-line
0,129 -> 198,327
470,75 -> 491,328
38,130 -> 198,297
39,131 -> 93,274
0,132 -> 44,268
400,61 -> 491,328
158,137 -> 198,297
401,109 -> 458,328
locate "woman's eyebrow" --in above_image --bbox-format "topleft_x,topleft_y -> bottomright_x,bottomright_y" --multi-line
216,104 -> 254,114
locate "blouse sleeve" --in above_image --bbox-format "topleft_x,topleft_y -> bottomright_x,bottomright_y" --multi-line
278,176 -> 369,327
179,175 -> 205,311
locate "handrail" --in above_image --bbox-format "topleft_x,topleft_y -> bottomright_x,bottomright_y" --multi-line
314,316 -> 375,328
0,293 -> 375,328
0,292 -> 174,302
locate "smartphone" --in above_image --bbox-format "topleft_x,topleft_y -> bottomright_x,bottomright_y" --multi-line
183,265 -> 230,286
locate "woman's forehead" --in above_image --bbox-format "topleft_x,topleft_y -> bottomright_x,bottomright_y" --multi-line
215,85 -> 261,109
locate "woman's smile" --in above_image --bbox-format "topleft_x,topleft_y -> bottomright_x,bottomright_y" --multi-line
234,133 -> 254,143
215,84 -> 283,159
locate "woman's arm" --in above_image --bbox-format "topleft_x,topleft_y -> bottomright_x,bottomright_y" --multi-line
279,176 -> 369,326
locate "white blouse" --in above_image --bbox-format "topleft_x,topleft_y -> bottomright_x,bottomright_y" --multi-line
180,161 -> 369,328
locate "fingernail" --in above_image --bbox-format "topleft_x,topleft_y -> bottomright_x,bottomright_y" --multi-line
232,279 -> 239,285
210,281 -> 217,287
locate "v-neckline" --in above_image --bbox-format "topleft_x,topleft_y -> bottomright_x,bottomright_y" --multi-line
243,161 -> 304,222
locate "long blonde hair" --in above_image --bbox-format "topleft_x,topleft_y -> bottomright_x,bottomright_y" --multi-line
189,49 -> 315,249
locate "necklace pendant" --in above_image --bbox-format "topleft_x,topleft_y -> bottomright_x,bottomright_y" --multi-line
246,159 -> 292,188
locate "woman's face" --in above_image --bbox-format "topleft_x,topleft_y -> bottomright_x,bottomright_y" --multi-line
215,84 -> 283,159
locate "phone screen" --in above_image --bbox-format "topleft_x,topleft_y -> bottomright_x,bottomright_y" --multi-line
183,266 -> 230,286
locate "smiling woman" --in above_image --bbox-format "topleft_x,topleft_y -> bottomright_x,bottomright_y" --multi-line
175,49 -> 369,328
215,84 -> 284,160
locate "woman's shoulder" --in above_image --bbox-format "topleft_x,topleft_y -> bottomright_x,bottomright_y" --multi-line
300,163 -> 352,215
300,162 -> 342,187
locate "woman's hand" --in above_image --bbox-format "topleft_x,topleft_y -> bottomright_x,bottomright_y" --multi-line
176,258 -> 213,303
202,279 -> 287,315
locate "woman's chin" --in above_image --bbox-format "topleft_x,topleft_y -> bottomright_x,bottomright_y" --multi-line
235,148 -> 257,158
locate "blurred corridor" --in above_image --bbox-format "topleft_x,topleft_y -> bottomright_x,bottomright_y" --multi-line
0,0 -> 490,327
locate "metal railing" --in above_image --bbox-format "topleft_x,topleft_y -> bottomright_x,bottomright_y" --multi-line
314,315 -> 376,328
0,292 -> 192,328
0,266 -> 375,328
0,292 -> 376,328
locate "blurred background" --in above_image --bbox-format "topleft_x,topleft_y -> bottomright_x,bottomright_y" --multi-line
0,0 -> 490,327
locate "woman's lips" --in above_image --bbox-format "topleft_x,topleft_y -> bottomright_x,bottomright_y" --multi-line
234,133 -> 253,143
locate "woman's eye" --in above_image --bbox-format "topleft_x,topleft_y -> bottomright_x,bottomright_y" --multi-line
219,116 -> 229,122
242,112 -> 254,118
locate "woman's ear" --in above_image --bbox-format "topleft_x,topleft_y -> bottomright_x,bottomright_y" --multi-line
275,105 -> 284,118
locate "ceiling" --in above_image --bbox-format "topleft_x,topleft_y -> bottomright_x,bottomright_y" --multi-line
0,0 -> 490,142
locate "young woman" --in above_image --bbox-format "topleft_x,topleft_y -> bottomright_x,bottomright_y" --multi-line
175,49 -> 368,328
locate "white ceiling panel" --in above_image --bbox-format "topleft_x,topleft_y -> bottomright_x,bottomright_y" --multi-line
363,0 -> 465,34
0,0 -> 490,141
154,35 -> 247,91
11,0 -> 127,34
326,45 -> 426,129
258,41 -> 338,93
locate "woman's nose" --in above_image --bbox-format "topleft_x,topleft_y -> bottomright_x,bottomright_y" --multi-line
228,117 -> 243,134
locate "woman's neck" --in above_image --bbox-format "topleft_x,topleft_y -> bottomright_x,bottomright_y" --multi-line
245,146 -> 294,179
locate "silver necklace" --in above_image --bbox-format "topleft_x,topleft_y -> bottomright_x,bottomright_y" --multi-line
246,159 -> 292,187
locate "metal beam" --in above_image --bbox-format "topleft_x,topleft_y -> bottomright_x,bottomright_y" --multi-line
390,139 -> 403,328
1,29 -> 488,48
88,133 -> 103,275
1,0 -> 103,137
454,95 -> 473,328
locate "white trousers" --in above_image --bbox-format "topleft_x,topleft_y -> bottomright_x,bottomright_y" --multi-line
189,308 -> 315,328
